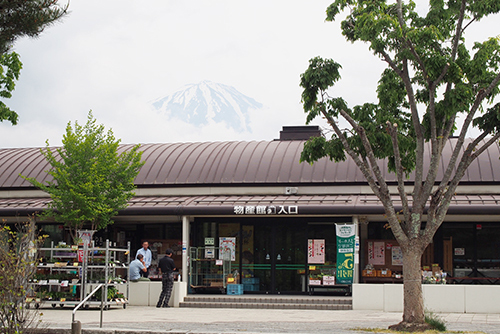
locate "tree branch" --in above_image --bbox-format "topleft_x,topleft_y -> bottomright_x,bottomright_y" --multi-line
386,121 -> 411,228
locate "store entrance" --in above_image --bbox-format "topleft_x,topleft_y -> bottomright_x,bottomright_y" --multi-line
245,220 -> 307,294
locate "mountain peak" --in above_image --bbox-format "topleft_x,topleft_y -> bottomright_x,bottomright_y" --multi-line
152,81 -> 262,132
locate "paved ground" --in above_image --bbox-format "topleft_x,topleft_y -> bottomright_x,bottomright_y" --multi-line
36,306 -> 500,334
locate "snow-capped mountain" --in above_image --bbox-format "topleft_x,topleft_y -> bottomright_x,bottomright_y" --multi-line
151,81 -> 262,132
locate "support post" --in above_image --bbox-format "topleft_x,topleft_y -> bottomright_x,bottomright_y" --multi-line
182,216 -> 190,284
353,216 -> 360,284
71,320 -> 81,334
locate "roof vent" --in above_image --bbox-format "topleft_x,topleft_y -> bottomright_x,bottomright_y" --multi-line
278,126 -> 322,141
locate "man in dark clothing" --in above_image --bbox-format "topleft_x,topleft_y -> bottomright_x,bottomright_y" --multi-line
156,248 -> 176,308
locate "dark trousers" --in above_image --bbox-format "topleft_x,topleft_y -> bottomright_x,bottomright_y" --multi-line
140,267 -> 149,278
156,272 -> 174,307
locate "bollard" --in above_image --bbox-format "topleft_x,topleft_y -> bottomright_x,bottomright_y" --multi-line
71,320 -> 82,334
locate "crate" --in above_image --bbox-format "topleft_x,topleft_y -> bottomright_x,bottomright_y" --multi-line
380,269 -> 392,277
362,269 -> 377,277
242,277 -> 260,284
243,284 -> 259,291
226,284 -> 244,295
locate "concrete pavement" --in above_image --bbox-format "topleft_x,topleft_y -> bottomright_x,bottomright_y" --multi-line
36,305 -> 500,334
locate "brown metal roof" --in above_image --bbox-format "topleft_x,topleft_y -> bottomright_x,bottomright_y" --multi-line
1,194 -> 500,216
1,138 -> 500,189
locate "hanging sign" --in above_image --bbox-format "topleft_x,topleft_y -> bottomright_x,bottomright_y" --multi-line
219,237 -> 236,261
77,230 -> 95,247
335,224 -> 356,285
308,239 -> 325,264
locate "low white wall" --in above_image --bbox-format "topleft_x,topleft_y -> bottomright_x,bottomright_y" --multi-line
465,285 -> 500,313
128,281 -> 187,307
352,284 -> 500,313
352,283 -> 384,310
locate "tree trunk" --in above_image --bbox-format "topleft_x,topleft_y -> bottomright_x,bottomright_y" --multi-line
402,248 -> 424,323
389,243 -> 433,332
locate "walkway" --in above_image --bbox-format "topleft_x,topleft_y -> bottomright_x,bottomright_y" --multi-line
38,306 -> 500,334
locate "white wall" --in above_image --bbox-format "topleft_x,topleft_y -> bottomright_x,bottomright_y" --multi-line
128,281 -> 187,307
353,284 -> 500,313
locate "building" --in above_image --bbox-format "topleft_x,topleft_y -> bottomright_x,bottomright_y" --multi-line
1,126 -> 500,294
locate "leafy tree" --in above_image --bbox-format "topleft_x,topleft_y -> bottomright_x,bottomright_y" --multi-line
0,52 -> 22,125
0,218 -> 45,334
300,0 -> 500,331
0,0 -> 68,54
23,112 -> 144,241
0,0 -> 68,125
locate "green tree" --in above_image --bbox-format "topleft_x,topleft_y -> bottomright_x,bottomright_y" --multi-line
0,0 -> 68,54
23,112 -> 144,241
0,52 -> 22,125
0,218 -> 45,334
0,0 -> 68,125
300,0 -> 500,330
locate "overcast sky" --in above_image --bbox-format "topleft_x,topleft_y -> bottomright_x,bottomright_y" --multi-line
0,1 -> 498,148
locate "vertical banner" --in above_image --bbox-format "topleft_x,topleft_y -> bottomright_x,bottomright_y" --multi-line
335,224 -> 356,284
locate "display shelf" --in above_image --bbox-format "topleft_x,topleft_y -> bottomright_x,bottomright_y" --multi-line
30,240 -> 130,309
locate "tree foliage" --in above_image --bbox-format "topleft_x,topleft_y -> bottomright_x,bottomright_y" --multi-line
300,0 -> 500,329
0,0 -> 68,126
0,0 -> 68,54
0,218 -> 45,334
0,52 -> 22,125
23,112 -> 144,241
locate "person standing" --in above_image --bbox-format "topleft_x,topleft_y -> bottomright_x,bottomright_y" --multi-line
136,241 -> 152,278
156,248 -> 176,308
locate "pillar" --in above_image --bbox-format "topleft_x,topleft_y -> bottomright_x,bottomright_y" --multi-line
182,215 -> 190,284
352,216 -> 360,284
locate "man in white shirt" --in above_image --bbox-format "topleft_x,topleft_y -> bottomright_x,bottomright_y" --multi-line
136,241 -> 152,278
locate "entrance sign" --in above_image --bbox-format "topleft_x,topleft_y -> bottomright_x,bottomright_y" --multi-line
307,239 -> 325,264
233,205 -> 298,215
335,224 -> 356,284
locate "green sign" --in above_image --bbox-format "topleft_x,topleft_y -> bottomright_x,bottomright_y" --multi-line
336,224 -> 356,284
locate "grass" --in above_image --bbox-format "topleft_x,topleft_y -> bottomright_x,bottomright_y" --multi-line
351,327 -> 486,334
425,310 -> 447,331
350,328 -> 486,334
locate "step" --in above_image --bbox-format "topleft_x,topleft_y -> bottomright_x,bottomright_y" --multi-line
179,301 -> 351,310
179,295 -> 352,310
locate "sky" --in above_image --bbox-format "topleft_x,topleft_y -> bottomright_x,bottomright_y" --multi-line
0,0 -> 498,148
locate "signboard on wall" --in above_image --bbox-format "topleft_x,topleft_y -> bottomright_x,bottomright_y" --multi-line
219,237 -> 236,261
368,241 -> 386,265
335,224 -> 356,285
308,239 -> 325,264
391,246 -> 403,266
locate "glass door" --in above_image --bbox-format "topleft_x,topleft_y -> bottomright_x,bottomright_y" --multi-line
242,220 -> 306,294
243,223 -> 272,292
274,222 -> 307,293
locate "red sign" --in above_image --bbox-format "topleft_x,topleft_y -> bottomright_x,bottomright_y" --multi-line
78,250 -> 84,262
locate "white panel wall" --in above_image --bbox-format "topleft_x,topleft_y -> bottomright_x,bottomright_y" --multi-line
352,284 -> 384,310
129,281 -> 187,307
423,285 -> 465,313
353,283 -> 500,313
465,285 -> 500,313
